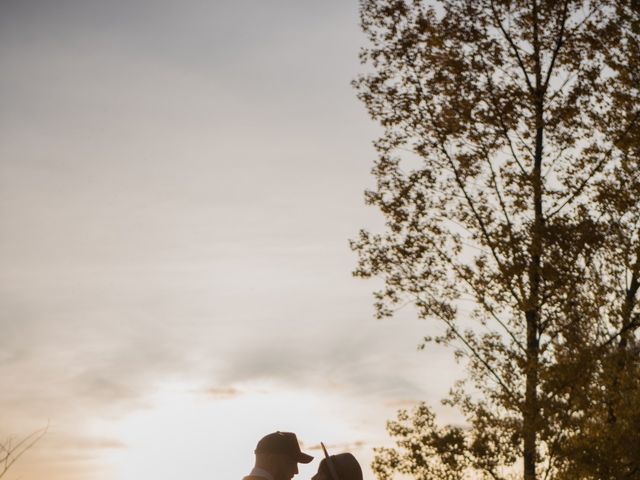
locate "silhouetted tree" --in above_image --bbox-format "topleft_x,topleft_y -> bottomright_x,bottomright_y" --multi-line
352,1 -> 640,479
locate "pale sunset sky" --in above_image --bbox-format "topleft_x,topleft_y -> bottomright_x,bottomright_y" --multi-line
0,1 -> 462,480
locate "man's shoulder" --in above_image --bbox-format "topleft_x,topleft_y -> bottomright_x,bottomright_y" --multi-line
243,476 -> 267,480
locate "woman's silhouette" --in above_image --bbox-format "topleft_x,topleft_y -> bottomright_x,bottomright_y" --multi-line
311,444 -> 363,480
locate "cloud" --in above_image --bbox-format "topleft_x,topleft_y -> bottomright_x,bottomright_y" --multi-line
198,386 -> 240,399
307,440 -> 367,452
51,436 -> 127,451
384,398 -> 423,408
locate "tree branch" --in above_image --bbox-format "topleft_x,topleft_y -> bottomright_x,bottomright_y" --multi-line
548,109 -> 640,219
542,0 -> 569,94
0,424 -> 48,479
416,291 -> 519,404
489,0 -> 535,94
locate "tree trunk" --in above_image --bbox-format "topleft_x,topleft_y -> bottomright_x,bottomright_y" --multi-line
524,3 -> 543,478
524,117 -> 543,480
608,260 -> 640,424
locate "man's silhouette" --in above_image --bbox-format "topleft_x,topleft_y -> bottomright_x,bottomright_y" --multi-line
243,431 -> 313,480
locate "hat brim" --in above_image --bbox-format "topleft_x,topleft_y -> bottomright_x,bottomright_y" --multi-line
297,452 -> 314,464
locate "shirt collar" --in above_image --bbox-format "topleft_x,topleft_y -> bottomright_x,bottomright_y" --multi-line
249,467 -> 275,480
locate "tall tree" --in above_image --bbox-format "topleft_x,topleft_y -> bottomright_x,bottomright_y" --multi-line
352,1 -> 640,478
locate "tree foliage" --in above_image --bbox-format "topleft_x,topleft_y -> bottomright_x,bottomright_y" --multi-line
351,1 -> 640,478
373,404 -> 469,480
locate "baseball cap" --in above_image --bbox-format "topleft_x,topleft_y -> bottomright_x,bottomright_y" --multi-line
255,431 -> 313,464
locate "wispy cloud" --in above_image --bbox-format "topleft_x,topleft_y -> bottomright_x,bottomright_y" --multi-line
307,440 -> 368,452
199,386 -> 241,399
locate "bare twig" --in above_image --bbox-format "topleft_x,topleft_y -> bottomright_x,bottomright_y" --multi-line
0,423 -> 48,479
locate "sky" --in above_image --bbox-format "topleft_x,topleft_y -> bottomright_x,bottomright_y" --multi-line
0,1 -> 462,479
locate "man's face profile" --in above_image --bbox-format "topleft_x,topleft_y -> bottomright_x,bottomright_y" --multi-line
273,454 -> 298,480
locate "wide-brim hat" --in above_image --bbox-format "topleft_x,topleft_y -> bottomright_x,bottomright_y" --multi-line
320,444 -> 363,480
255,431 -> 313,464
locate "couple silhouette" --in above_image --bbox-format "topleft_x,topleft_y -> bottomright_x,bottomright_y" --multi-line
243,431 -> 362,480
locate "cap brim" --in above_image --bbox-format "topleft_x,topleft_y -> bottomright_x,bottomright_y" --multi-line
297,452 -> 314,464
